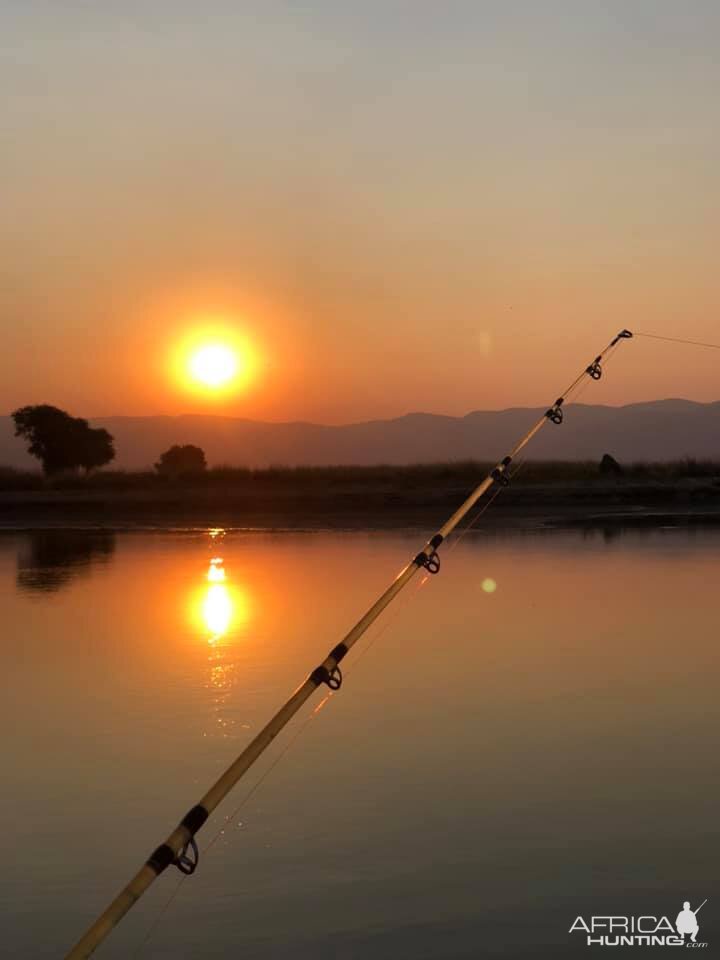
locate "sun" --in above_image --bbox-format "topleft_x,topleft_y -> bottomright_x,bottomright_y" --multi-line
188,343 -> 239,388
171,321 -> 258,399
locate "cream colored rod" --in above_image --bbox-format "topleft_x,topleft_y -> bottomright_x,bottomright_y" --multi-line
64,329 -> 632,959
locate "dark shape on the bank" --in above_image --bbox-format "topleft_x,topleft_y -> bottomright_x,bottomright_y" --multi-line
16,530 -> 116,594
155,444 -> 207,477
12,405 -> 115,475
599,453 -> 623,476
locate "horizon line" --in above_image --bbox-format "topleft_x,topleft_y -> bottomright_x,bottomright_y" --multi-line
3,396 -> 716,428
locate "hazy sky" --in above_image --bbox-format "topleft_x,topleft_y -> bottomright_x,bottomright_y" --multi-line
2,1 -> 719,422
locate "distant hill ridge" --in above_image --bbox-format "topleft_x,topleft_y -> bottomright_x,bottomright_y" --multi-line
1,399 -> 718,470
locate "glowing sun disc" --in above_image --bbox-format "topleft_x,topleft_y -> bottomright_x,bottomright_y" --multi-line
189,344 -> 238,388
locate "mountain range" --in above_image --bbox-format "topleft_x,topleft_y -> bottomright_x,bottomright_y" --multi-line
1,399 -> 718,471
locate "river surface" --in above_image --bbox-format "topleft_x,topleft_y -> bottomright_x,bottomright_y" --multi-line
2,528 -> 717,958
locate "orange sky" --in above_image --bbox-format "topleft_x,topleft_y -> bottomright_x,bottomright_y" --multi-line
2,3 -> 719,423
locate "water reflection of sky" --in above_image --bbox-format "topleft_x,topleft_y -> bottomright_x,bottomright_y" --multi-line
2,528 -> 720,959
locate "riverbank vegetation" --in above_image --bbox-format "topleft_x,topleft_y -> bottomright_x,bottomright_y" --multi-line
1,459 -> 719,529
0,457 -> 719,492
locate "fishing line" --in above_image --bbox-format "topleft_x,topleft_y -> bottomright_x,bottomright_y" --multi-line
446,341 -> 620,557
442,450 -> 537,571
634,332 -> 720,351
133,875 -> 185,958
135,543 -> 433,957
134,692 -> 329,957
341,487 -> 513,690
563,352 -> 611,407
442,369 -> 593,559
201,571 -> 429,857
444,476 -> 508,556
64,329 -> 635,960
139,544 -> 434,952
71,323 -> 720,959
333,561 -> 431,675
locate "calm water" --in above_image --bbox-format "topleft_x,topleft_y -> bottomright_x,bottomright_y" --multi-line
2,527 -> 718,958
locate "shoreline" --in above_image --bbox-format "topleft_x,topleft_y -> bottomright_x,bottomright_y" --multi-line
2,479 -> 720,530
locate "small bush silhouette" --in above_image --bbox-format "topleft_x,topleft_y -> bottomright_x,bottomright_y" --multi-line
155,444 -> 207,477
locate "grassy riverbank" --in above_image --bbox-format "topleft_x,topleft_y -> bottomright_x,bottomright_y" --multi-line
2,460 -> 720,528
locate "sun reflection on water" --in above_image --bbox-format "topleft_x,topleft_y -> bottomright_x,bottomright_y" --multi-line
204,557 -> 233,641
192,556 -> 249,643
207,557 -> 226,583
203,583 -> 233,638
189,531 -> 252,738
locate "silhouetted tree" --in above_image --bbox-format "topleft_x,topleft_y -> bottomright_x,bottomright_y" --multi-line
75,424 -> 115,471
12,405 -> 116,475
599,453 -> 623,477
155,444 -> 207,477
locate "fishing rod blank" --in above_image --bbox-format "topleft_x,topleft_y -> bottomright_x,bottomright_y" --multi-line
64,328 -> 634,959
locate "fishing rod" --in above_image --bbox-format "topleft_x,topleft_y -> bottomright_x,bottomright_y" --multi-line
64,328 -> 634,959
